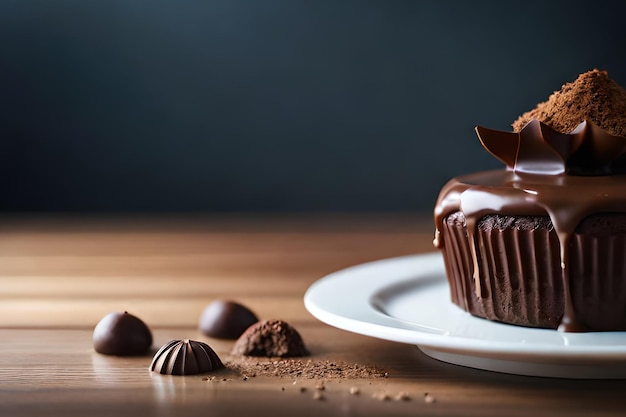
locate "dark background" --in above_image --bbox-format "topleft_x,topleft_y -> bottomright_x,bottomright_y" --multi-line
1,0 -> 625,213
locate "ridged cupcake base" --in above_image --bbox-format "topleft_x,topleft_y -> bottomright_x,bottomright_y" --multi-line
440,212 -> 626,331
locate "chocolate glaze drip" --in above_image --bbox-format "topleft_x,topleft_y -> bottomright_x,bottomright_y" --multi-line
434,120 -> 626,332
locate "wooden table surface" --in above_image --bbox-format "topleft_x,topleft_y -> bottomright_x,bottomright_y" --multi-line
1,213 -> 626,417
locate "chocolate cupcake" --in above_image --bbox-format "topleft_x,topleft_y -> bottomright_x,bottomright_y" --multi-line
434,69 -> 626,331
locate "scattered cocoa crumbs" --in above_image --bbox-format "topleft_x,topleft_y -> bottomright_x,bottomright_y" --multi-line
223,357 -> 388,380
512,69 -> 626,136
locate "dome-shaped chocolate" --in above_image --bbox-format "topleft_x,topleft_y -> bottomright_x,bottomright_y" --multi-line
150,339 -> 223,375
231,319 -> 308,357
93,311 -> 153,356
198,300 -> 258,339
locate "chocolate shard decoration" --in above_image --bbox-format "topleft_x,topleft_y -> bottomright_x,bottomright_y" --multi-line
476,118 -> 626,175
566,120 -> 626,175
475,125 -> 518,170
150,339 -> 224,375
516,119 -> 566,174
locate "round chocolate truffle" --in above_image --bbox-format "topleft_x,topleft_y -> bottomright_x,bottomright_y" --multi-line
198,300 -> 258,339
231,319 -> 308,357
93,311 -> 153,356
150,339 -> 223,375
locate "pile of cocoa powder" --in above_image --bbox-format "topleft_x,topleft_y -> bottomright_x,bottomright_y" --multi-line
512,69 -> 626,136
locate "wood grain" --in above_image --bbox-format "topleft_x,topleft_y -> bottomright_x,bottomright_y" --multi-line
1,214 -> 625,417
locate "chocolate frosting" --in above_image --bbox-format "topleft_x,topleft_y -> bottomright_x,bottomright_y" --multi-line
434,120 -> 626,331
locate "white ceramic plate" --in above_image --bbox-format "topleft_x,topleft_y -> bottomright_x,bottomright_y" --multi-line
304,252 -> 626,379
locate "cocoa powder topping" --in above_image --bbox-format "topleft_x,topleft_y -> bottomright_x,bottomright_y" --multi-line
512,69 -> 626,136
